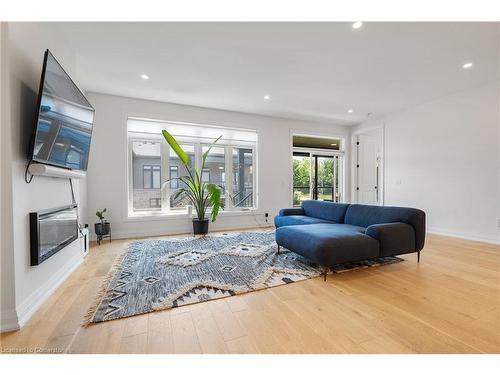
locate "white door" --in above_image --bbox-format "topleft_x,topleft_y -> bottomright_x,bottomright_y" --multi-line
356,133 -> 380,205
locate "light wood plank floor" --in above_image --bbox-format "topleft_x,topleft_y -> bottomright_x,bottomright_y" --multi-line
1,232 -> 499,354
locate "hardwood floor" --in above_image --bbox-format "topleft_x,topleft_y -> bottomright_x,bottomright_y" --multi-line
1,232 -> 499,354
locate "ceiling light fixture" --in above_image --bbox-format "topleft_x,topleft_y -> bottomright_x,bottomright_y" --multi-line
264,95 -> 270,100
462,62 -> 473,69
331,143 -> 337,146
140,74 -> 150,80
348,109 -> 354,113
352,22 -> 363,29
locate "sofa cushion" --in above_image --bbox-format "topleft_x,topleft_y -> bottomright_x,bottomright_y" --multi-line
275,224 -> 379,266
274,215 -> 333,227
344,204 -> 426,251
302,200 -> 350,223
278,208 -> 305,216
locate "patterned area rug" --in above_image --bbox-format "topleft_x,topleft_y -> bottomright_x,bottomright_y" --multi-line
84,231 -> 402,325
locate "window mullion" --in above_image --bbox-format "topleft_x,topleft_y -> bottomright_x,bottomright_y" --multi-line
128,138 -> 134,216
226,145 -> 234,210
161,141 -> 170,213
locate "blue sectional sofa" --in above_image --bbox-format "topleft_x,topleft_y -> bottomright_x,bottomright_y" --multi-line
274,200 -> 426,280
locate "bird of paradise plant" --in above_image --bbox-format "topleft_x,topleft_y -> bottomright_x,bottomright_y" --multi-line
162,130 -> 223,233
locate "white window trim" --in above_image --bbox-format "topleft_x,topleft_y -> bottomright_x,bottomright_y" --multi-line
127,124 -> 257,218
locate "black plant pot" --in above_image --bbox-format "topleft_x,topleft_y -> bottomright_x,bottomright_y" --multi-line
192,218 -> 209,235
95,222 -> 110,236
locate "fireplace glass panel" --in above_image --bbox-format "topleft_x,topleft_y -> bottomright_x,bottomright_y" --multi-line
31,204 -> 78,265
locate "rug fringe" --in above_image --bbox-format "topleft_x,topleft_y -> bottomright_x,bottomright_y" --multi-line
82,250 -> 128,327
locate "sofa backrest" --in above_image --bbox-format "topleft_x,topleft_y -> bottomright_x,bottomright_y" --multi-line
301,200 -> 350,223
344,204 -> 426,250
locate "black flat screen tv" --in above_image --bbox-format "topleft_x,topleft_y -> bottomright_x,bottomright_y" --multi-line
29,50 -> 94,171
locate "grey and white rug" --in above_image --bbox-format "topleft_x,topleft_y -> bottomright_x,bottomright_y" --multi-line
84,231 -> 402,325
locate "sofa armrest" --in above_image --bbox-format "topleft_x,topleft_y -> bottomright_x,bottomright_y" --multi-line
365,222 -> 416,256
278,208 -> 305,216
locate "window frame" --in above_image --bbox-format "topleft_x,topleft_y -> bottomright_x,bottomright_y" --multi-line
128,128 -> 257,217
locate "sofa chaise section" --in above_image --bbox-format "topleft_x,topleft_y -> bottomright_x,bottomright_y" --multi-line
275,223 -> 379,266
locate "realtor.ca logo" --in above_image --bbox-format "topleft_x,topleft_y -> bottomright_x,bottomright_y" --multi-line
0,346 -> 65,354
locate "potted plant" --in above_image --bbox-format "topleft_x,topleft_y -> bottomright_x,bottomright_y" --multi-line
94,208 -> 110,236
162,130 -> 223,235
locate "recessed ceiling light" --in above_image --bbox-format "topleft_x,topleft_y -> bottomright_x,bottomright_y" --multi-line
264,95 -> 270,100
352,22 -> 363,29
140,74 -> 150,80
348,109 -> 354,113
462,62 -> 473,69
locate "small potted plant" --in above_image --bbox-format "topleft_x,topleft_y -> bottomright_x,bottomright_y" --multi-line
162,130 -> 223,235
94,208 -> 110,237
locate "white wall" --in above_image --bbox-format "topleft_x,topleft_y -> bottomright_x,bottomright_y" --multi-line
352,81 -> 500,244
1,23 -> 87,332
86,92 -> 351,239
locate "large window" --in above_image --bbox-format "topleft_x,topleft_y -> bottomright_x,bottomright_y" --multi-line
128,118 -> 257,215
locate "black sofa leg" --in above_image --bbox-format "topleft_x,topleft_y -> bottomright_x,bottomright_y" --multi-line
323,267 -> 328,281
417,251 -> 420,263
277,245 -> 280,254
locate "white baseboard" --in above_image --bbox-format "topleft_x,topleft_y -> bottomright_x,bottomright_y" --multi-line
110,224 -> 273,241
0,309 -> 20,332
427,228 -> 500,245
10,253 -> 83,331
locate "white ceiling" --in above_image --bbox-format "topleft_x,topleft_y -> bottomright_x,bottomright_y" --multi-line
55,22 -> 499,126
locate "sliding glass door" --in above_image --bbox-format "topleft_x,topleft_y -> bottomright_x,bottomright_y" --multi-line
293,151 -> 343,206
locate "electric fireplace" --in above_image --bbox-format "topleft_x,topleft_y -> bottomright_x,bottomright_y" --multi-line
30,204 -> 79,266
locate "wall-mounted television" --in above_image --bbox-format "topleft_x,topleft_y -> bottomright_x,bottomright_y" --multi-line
29,50 -> 94,171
